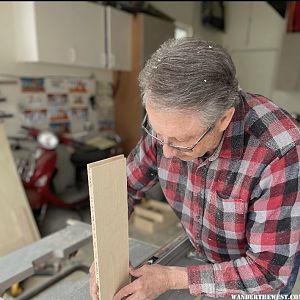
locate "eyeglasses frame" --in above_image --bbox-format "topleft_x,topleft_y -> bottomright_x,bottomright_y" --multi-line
141,113 -> 213,153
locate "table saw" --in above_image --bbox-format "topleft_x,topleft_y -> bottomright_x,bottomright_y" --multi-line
0,221 -> 207,300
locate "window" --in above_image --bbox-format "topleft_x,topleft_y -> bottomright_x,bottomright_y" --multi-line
174,22 -> 193,39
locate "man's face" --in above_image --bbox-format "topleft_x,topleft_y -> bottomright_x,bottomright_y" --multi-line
145,101 -> 228,161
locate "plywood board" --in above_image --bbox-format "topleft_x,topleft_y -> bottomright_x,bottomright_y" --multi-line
133,199 -> 178,234
0,125 -> 40,256
87,155 -> 129,300
134,199 -> 178,223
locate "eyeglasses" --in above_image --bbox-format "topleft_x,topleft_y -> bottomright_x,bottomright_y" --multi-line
141,113 -> 213,153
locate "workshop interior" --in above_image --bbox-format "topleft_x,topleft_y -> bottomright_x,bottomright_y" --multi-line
0,1 -> 300,299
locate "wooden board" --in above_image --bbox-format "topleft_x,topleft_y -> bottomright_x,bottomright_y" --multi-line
87,155 -> 129,300
0,125 -> 40,256
133,199 -> 179,234
134,199 -> 178,223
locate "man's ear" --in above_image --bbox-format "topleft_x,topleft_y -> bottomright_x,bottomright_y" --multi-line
218,107 -> 235,132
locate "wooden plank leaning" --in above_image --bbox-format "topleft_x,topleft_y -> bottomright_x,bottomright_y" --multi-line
0,124 -> 40,257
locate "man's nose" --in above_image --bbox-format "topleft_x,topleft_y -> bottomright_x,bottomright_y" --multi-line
162,144 -> 178,158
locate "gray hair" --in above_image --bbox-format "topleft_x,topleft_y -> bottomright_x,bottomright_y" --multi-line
139,37 -> 241,126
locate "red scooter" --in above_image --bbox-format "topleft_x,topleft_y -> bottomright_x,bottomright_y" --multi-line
11,126 -> 121,221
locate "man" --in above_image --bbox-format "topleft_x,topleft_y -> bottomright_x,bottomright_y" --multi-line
90,38 -> 300,299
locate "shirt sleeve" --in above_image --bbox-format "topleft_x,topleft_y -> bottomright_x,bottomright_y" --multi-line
126,133 -> 159,216
187,145 -> 300,297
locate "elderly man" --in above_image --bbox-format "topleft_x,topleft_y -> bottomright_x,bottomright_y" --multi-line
90,38 -> 300,299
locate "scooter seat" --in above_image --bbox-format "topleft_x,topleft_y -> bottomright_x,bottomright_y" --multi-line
70,148 -> 112,168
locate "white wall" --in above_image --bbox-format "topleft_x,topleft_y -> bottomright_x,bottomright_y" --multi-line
151,1 -> 300,116
223,2 -> 285,98
149,1 -> 196,27
223,1 -> 300,115
149,1 -> 223,43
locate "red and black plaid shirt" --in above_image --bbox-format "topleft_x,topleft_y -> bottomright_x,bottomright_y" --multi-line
126,92 -> 300,297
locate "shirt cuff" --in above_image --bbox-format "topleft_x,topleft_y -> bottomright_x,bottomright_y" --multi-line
187,264 -> 216,296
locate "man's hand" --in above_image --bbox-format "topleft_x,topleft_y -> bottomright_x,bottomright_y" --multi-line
89,261 -> 134,300
89,261 -> 99,300
113,264 -> 188,300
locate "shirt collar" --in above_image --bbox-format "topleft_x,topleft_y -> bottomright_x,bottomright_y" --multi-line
218,92 -> 245,159
208,133 -> 226,161
201,92 -> 245,162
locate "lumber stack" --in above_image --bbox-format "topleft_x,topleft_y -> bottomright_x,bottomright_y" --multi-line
132,199 -> 178,233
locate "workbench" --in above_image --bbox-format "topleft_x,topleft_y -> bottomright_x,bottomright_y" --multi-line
0,222 -> 213,299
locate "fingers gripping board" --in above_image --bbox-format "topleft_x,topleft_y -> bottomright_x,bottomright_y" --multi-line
87,155 -> 129,300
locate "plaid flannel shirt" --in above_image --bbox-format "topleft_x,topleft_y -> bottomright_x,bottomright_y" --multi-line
126,92 -> 300,297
